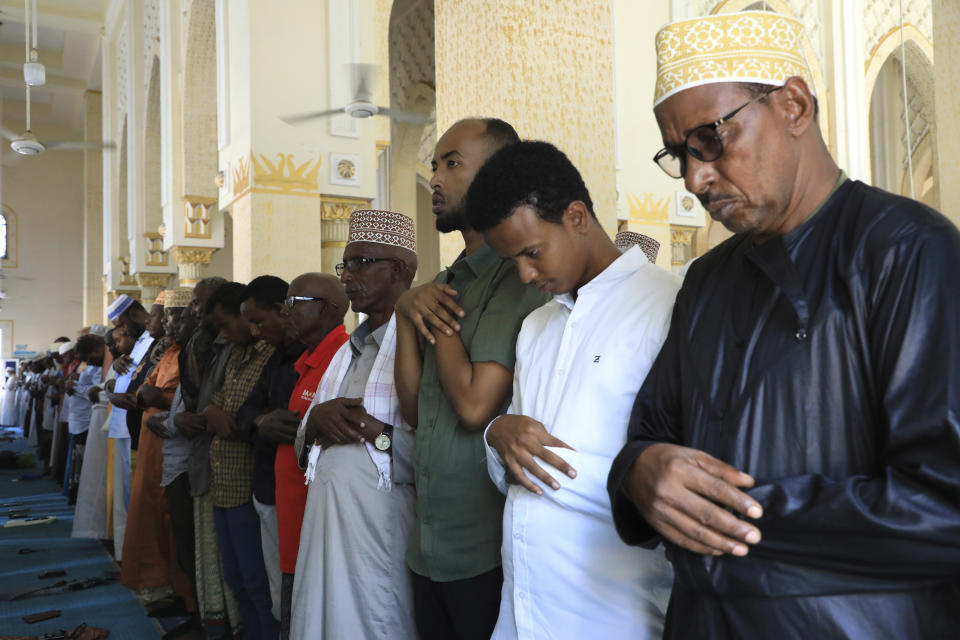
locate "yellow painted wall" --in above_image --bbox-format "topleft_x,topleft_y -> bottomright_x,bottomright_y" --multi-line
435,0 -> 618,267
1,142 -> 85,352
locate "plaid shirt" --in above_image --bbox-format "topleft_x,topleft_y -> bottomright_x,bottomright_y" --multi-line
209,339 -> 275,508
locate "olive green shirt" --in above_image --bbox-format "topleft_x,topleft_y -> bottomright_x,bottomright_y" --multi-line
406,244 -> 551,581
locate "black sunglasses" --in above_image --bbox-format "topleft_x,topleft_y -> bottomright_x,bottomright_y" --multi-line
284,296 -> 339,309
653,87 -> 781,179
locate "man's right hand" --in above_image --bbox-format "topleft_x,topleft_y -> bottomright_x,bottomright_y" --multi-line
487,414 -> 577,496
622,443 -> 764,557
395,283 -> 465,344
112,355 -> 133,375
87,388 -> 101,403
174,411 -> 207,439
304,397 -> 371,447
256,409 -> 302,445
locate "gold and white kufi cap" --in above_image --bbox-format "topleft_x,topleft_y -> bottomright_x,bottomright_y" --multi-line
653,11 -> 813,107
347,209 -> 416,254
615,231 -> 661,264
163,287 -> 193,309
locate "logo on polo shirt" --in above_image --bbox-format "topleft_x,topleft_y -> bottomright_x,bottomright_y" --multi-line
300,389 -> 314,402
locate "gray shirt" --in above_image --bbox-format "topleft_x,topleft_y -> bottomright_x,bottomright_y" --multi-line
159,384 -> 191,487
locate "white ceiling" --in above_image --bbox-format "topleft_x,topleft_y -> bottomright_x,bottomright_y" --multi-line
0,0 -> 107,137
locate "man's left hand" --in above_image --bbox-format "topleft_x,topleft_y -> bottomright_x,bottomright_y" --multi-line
203,405 -> 236,438
146,412 -> 169,438
256,409 -> 302,445
486,414 -> 577,496
137,384 -> 165,409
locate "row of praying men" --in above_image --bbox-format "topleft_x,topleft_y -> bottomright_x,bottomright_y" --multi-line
7,9 -> 960,639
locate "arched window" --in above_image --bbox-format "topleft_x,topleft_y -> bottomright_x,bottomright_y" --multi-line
0,212 -> 7,260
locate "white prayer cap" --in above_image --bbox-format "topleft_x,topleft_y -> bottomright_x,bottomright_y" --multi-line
58,341 -> 76,356
89,324 -> 108,336
106,294 -> 134,322
615,231 -> 661,264
347,210 -> 416,254
653,11 -> 814,107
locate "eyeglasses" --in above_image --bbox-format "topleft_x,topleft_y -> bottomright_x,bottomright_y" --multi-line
653,87 -> 781,179
284,296 -> 339,310
335,257 -> 399,277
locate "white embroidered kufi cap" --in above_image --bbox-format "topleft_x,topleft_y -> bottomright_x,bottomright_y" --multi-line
614,231 -> 661,264
653,11 -> 814,107
58,341 -> 76,355
346,209 -> 416,254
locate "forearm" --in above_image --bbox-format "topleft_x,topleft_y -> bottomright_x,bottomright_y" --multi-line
433,332 -> 509,430
394,316 -> 423,427
608,439 -> 664,548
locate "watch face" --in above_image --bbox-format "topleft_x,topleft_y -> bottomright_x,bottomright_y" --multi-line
374,433 -> 391,451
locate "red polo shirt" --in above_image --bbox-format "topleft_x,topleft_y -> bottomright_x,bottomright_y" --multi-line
274,324 -> 349,573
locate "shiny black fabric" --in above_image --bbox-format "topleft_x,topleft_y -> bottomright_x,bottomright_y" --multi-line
608,180 -> 960,639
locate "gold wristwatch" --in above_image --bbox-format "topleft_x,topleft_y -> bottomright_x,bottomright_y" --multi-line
374,424 -> 394,452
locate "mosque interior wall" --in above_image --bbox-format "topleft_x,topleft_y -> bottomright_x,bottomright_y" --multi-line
1,142 -> 85,355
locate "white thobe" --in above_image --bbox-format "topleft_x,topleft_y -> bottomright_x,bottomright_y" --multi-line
1,375 -> 17,426
292,317 -> 416,640
485,246 -> 680,640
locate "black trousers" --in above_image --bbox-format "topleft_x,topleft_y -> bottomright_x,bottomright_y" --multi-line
164,472 -> 196,588
412,566 -> 503,640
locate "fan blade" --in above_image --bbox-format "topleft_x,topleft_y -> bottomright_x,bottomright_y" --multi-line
1,152 -> 24,168
44,140 -> 117,151
0,127 -> 20,141
375,107 -> 434,126
279,108 -> 346,125
348,63 -> 379,102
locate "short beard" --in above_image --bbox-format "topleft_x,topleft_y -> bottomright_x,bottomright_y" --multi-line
435,205 -> 468,233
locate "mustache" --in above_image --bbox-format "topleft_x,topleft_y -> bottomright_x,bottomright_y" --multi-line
697,191 -> 735,208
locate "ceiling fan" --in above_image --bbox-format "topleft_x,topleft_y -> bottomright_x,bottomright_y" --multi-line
280,64 -> 433,126
0,0 -> 115,156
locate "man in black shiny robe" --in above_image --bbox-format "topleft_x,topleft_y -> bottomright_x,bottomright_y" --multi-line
607,49 -> 960,640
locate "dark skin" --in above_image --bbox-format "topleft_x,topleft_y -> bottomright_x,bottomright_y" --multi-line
113,305 -> 151,374
241,297 -> 294,348
620,77 -> 840,558
145,306 -> 196,436
67,343 -> 106,397
138,307 -> 186,410
91,331 -> 118,403
146,303 -> 165,339
394,120 -> 515,430
302,242 -> 413,449
482,202 -> 622,495
257,273 -> 348,446
106,325 -> 138,411
201,304 -> 255,439
175,284 -> 220,439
